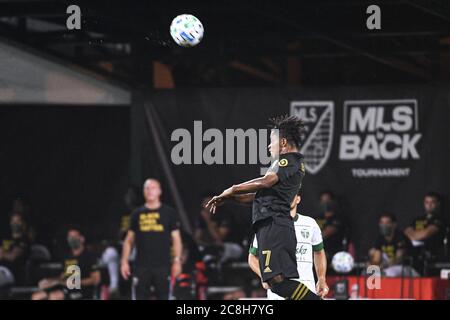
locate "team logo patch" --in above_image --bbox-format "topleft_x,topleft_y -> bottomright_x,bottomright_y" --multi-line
300,229 -> 310,239
291,101 -> 334,175
279,158 -> 288,167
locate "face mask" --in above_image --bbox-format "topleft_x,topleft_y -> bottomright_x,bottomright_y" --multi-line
320,201 -> 335,214
379,224 -> 393,237
68,238 -> 82,249
11,223 -> 24,234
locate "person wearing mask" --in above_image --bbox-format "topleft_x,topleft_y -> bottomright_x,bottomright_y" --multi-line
369,213 -> 418,277
31,228 -> 100,300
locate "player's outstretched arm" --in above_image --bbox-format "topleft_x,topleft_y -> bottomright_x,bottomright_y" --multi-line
206,173 -> 278,213
233,193 -> 256,204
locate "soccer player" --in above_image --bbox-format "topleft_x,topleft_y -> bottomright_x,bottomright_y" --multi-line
206,115 -> 319,300
248,191 -> 329,299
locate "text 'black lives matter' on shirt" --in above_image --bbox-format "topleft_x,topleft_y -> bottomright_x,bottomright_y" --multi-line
252,152 -> 305,226
130,204 -> 180,268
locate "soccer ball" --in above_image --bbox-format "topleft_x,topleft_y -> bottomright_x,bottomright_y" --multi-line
170,14 -> 204,47
331,251 -> 354,273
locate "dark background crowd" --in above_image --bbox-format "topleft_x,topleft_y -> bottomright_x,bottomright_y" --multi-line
1,184 -> 448,300
0,0 -> 449,301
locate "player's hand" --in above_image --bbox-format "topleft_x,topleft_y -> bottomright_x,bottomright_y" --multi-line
205,187 -> 234,213
316,278 -> 329,298
171,261 -> 182,278
206,197 -> 222,214
205,195 -> 224,214
261,281 -> 270,290
121,261 -> 131,280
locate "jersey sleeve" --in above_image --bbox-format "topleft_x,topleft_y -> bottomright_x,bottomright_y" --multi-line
249,235 -> 258,256
311,221 -> 324,251
271,154 -> 304,183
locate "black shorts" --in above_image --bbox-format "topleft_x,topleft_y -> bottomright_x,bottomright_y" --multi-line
254,217 -> 298,282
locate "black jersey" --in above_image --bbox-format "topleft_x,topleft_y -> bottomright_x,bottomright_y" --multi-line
252,152 -> 305,226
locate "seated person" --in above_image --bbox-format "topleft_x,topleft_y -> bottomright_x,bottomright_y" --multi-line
194,193 -> 243,264
32,228 -> 100,300
404,192 -> 446,269
369,212 -> 419,277
0,212 -> 31,285
315,191 -> 346,260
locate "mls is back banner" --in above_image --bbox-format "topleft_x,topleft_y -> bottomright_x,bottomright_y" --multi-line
137,85 -> 449,255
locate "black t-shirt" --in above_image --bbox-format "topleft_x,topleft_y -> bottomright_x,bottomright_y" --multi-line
252,152 -> 305,226
130,204 -> 181,269
373,230 -> 407,265
316,214 -> 345,256
0,235 -> 30,285
62,249 -> 99,297
410,213 -> 445,252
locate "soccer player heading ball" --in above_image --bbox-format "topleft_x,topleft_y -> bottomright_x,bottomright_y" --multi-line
206,115 -> 320,300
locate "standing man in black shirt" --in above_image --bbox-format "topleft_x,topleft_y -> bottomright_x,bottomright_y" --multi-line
207,115 -> 319,300
121,179 -> 183,300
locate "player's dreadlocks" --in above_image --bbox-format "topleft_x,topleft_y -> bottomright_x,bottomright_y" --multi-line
268,114 -> 305,149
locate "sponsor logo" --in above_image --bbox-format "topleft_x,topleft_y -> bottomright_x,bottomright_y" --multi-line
279,158 -> 288,167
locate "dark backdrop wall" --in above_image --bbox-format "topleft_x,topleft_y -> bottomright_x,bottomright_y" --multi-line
133,85 -> 449,258
0,105 -> 130,246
